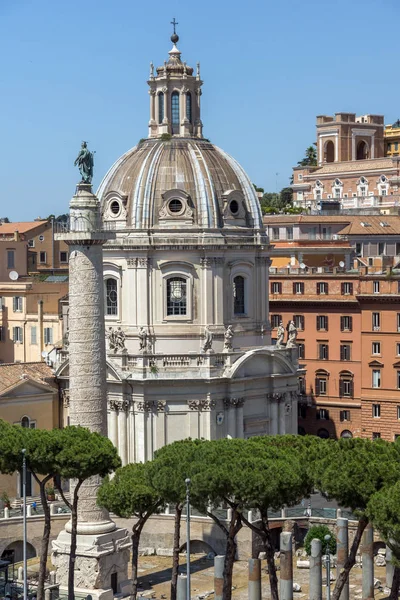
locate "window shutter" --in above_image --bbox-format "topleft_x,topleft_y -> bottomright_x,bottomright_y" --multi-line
317,283 -> 320,295
316,408 -> 320,420
340,316 -> 344,331
349,379 -> 353,398
325,283 -> 329,294
349,316 -> 352,331
12,327 -> 16,342
278,283 -> 282,294
326,345 -> 329,360
326,409 -> 330,420
341,283 -> 344,295
301,316 -> 304,330
316,316 -> 320,330
301,283 -> 304,294
326,316 -> 329,331
315,378 -> 320,396
349,283 -> 353,294
19,327 -> 23,343
49,329 -> 53,344
13,297 -> 17,312
340,345 -> 344,361
31,326 -> 37,345
293,283 -> 296,294
339,378 -> 343,397
340,410 -> 344,422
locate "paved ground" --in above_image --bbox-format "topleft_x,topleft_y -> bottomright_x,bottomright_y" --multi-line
135,555 -> 389,599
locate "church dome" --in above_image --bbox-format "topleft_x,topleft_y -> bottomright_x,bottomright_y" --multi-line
98,137 -> 263,230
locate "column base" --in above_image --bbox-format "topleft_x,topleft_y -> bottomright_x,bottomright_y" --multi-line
52,527 -> 131,597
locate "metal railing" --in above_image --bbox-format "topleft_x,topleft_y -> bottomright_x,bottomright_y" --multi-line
53,218 -> 115,234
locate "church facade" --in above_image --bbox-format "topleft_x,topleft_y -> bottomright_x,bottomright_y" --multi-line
56,32 -> 301,463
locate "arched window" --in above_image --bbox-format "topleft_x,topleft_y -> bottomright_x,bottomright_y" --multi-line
317,428 -> 330,439
186,92 -> 192,123
341,430 -> 353,439
167,277 -> 187,315
357,140 -> 369,160
105,278 -> 118,316
171,91 -> 180,131
158,92 -> 164,124
21,416 -> 30,428
325,141 -> 335,163
298,426 -> 306,436
233,276 -> 245,315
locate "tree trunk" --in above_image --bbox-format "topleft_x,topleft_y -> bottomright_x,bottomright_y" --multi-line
390,566 -> 400,600
332,516 -> 368,600
35,475 -> 51,600
131,530 -> 140,600
171,503 -> 183,600
67,482 -> 82,600
222,511 -> 242,600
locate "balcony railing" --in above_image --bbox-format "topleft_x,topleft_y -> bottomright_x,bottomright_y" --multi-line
54,218 -> 116,234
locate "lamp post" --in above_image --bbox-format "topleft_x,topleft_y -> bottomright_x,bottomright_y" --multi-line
324,534 -> 331,600
185,478 -> 191,600
22,448 -> 27,600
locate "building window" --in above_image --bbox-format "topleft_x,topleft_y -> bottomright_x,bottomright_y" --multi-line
317,282 -> 328,295
341,282 -> 353,295
372,312 -> 380,331
298,343 -> 305,359
318,343 -> 329,360
271,314 -> 282,328
171,91 -> 180,127
397,406 -> 400,420
372,432 -> 381,440
167,277 -> 187,316
373,281 -> 380,294
397,371 -> 400,390
341,430 -> 353,438
372,342 -> 381,355
339,377 -> 353,397
378,243 -> 385,255
340,410 -> 351,422
158,92 -> 164,124
21,416 -> 36,429
271,282 -> 281,294
286,227 -> 293,241
397,313 -> 400,332
186,92 -> 192,122
317,408 -> 329,420
293,282 -> 304,295
44,327 -> 53,345
340,316 -> 353,331
340,344 -> 351,361
7,250 -> 15,269
39,251 -> 47,264
60,251 -> 68,263
13,296 -> 23,312
316,315 -> 328,331
272,228 -> 280,240
372,403 -> 381,418
31,326 -> 37,345
105,278 -> 118,316
233,276 -> 245,315
13,326 -> 23,343
293,315 -> 304,330
355,243 -> 362,257
298,404 -> 307,419
0,326 -> 4,342
28,239 -> 35,248
372,370 -> 381,389
298,376 -> 306,394
397,343 -> 400,356
315,376 -> 327,396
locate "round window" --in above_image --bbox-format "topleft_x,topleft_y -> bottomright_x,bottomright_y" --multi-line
110,200 -> 120,216
230,200 -> 239,215
39,235 -> 44,242
168,199 -> 183,214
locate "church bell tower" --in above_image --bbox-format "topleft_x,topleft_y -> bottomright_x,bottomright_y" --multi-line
148,20 -> 203,138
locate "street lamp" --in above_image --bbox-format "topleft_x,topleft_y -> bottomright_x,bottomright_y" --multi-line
324,534 -> 331,600
185,478 -> 191,600
22,448 -> 27,600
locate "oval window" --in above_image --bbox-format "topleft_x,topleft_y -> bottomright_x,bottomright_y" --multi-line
168,199 -> 183,214
110,200 -> 120,215
230,200 -> 239,215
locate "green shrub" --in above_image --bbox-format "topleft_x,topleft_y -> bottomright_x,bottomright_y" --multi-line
160,133 -> 172,142
304,524 -> 336,555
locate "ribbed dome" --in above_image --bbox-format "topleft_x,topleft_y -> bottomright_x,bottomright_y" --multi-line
97,138 -> 263,230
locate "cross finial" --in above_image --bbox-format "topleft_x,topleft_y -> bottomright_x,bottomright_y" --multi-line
171,18 -> 178,35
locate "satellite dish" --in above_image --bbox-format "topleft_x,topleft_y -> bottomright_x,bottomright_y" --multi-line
41,351 -> 48,358
339,261 -> 345,268
300,263 -> 306,269
9,271 -> 19,281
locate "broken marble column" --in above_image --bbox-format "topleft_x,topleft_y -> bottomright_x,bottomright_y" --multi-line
386,546 -> 394,589
214,555 -> 224,600
336,518 -> 349,600
309,538 -> 322,600
280,532 -> 293,600
361,523 -> 374,600
248,558 -> 261,600
177,574 -> 187,600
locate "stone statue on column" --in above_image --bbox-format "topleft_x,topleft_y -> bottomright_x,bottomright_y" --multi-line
286,320 -> 298,348
223,325 -> 234,351
276,321 -> 285,348
202,325 -> 213,352
138,326 -> 148,352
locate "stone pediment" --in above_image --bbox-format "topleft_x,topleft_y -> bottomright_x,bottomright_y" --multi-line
0,378 -> 55,399
229,347 -> 297,379
55,359 -> 122,382
368,360 -> 384,367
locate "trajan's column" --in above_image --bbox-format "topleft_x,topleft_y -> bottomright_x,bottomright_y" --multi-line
52,145 -> 130,599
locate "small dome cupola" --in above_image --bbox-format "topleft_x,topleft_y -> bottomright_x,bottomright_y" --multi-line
148,20 -> 203,139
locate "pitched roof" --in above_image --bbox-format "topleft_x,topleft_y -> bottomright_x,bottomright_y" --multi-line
0,362 -> 56,395
0,221 -> 47,235
264,214 -> 400,233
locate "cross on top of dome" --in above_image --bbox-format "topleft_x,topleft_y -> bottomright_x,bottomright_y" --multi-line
170,18 -> 179,45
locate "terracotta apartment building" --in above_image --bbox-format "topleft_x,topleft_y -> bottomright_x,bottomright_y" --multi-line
266,213 -> 400,441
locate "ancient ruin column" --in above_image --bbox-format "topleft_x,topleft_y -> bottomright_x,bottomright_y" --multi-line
280,532 -> 293,600
52,183 -> 130,598
118,403 -> 128,466
248,558 -> 261,600
177,574 -> 187,600
336,518 -> 349,600
386,546 -> 394,589
362,523 -> 374,600
214,555 -> 224,600
309,538 -> 322,600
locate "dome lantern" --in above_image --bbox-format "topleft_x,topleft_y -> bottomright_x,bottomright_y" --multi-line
148,22 -> 203,139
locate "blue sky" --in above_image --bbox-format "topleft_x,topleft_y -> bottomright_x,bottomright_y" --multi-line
1,0 -> 399,221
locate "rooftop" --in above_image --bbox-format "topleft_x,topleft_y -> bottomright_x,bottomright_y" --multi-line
0,362 -> 56,395
264,214 -> 400,234
0,221 -> 47,236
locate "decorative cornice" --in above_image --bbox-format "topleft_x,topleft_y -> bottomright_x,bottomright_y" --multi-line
188,398 -> 216,411
223,397 -> 245,408
267,392 -> 284,402
136,399 -> 166,413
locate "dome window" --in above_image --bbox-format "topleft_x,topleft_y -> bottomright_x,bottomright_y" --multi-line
168,199 -> 184,215
230,200 -> 239,215
110,200 -> 121,216
158,92 -> 164,124
186,92 -> 192,123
